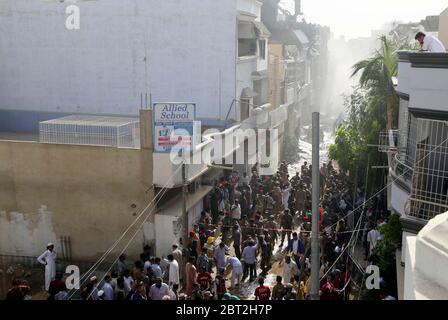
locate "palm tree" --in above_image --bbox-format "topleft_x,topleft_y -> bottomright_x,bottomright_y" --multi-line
351,36 -> 398,131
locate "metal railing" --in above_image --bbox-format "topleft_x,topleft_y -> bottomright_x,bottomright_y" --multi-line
405,118 -> 448,221
391,153 -> 414,183
378,129 -> 399,153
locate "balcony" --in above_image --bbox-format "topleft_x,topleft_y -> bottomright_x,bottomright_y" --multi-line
378,129 -> 399,153
392,117 -> 448,222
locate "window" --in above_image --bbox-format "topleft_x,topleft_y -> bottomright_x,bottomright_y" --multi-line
408,117 -> 448,220
253,78 -> 269,106
240,98 -> 250,121
238,39 -> 257,57
259,40 -> 266,59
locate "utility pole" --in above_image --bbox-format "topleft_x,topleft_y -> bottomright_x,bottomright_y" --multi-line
182,161 -> 188,249
310,112 -> 320,300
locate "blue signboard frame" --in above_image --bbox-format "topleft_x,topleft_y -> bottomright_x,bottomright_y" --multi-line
153,102 -> 197,154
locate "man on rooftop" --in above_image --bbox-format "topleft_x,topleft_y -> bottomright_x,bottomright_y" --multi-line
415,32 -> 446,53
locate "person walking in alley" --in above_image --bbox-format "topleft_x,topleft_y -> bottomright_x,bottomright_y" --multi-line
242,237 -> 258,282
279,209 -> 294,247
37,243 -> 57,292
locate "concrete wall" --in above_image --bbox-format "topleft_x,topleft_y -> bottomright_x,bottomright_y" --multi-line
398,60 -> 448,112
268,44 -> 285,109
439,8 -> 448,49
0,0 -> 237,120
0,141 -> 153,261
408,67 -> 448,112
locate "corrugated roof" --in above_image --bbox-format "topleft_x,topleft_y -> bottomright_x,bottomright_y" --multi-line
253,20 -> 272,38
293,29 -> 309,45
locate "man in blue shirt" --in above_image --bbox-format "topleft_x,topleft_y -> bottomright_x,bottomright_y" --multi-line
284,232 -> 305,269
242,238 -> 258,282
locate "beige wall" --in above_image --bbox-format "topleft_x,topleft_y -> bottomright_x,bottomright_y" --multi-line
439,8 -> 448,49
268,43 -> 285,109
0,113 -> 154,261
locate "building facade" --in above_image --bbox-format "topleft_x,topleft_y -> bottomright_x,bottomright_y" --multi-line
383,51 -> 448,298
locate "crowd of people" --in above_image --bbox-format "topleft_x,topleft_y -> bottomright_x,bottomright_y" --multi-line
6,160 -> 393,301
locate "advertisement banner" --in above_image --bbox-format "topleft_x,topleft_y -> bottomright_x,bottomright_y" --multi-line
153,103 -> 196,153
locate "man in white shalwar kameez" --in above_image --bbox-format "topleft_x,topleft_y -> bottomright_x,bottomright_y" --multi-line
281,255 -> 299,284
167,254 -> 180,297
37,243 -> 57,291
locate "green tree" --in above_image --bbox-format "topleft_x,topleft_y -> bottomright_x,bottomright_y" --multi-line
351,36 -> 399,131
329,87 -> 386,191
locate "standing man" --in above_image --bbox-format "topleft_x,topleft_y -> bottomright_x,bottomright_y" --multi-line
172,244 -> 184,286
185,256 -> 198,296
279,209 -> 294,247
281,255 -> 299,284
196,247 -> 211,273
415,32 -> 446,53
214,267 -> 227,300
37,243 -> 57,291
214,241 -> 229,272
232,222 -> 242,259
116,254 -> 128,277
254,277 -> 271,301
102,275 -> 115,300
151,257 -> 164,279
167,254 -> 180,296
231,199 -> 242,222
284,232 -> 305,270
265,215 -> 279,247
294,185 -> 306,216
149,277 -> 170,300
367,224 -> 382,257
242,238 -> 258,282
281,183 -> 292,209
197,267 -> 213,292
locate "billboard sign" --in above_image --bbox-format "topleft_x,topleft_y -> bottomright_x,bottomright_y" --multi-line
153,103 -> 196,153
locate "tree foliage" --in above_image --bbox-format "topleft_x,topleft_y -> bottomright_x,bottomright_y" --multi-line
329,87 -> 385,192
329,35 -> 401,192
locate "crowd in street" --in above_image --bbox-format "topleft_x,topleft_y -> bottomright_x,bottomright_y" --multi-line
6,160 -> 393,301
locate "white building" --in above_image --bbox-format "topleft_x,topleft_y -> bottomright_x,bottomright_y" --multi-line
1,0 -> 282,259
384,51 -> 448,299
0,0 -> 267,127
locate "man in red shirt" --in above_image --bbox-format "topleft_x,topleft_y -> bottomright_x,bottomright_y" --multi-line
254,277 -> 271,301
197,267 -> 212,292
320,274 -> 335,301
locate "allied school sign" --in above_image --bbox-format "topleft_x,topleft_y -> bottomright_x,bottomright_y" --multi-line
153,103 -> 196,153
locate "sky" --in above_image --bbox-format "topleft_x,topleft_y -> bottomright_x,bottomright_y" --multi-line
279,0 -> 448,39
